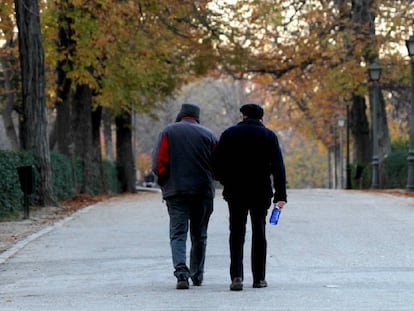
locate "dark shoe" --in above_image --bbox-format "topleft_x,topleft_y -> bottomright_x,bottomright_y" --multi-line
176,276 -> 189,290
230,277 -> 243,291
192,279 -> 202,286
253,280 -> 268,288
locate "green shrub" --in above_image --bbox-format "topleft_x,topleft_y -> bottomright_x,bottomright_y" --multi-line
72,157 -> 83,194
103,160 -> 120,193
49,154 -> 121,197
1,149 -> 120,219
383,150 -> 407,188
391,139 -> 408,152
50,151 -> 73,201
351,163 -> 370,189
0,150 -> 34,217
90,160 -> 103,195
71,159 -> 120,195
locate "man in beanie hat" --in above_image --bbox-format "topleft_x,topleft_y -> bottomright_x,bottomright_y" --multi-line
152,103 -> 218,289
213,103 -> 287,291
175,103 -> 200,123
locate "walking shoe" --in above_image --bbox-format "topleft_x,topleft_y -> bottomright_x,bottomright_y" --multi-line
230,277 -> 243,291
253,280 -> 268,288
192,279 -> 202,286
176,276 -> 189,289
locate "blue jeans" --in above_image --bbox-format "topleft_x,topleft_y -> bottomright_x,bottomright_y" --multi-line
166,195 -> 213,283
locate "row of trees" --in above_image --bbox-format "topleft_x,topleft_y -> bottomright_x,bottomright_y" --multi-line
1,1 -> 413,204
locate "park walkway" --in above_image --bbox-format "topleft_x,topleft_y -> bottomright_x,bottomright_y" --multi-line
0,189 -> 413,310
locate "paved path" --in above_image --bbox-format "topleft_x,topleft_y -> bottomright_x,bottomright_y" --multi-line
0,189 -> 413,310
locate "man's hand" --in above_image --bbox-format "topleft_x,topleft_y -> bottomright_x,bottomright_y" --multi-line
275,201 -> 286,210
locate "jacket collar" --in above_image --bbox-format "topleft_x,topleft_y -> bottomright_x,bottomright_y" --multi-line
239,119 -> 264,126
179,116 -> 199,123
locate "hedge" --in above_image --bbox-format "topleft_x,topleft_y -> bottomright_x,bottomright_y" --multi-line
0,150 -> 120,218
383,150 -> 408,188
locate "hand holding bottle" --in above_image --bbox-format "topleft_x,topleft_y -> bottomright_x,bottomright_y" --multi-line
269,201 -> 286,225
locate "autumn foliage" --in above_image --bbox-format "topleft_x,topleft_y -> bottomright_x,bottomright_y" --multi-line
1,1 -> 413,190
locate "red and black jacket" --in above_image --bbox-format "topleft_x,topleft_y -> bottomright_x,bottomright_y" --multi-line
152,118 -> 218,199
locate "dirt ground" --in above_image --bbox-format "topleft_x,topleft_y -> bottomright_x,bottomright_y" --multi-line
1,189 -> 413,256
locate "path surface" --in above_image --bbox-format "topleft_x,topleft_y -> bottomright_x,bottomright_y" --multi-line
0,189 -> 413,310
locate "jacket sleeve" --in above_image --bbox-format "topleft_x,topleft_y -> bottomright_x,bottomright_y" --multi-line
270,134 -> 287,203
152,133 -> 169,186
211,133 -> 226,184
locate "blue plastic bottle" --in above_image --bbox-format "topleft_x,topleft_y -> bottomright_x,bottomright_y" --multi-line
269,207 -> 281,225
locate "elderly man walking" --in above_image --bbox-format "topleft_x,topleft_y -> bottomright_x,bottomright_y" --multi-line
213,103 -> 287,291
152,103 -> 218,290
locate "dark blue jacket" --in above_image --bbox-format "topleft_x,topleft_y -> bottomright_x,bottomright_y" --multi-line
152,118 -> 218,199
213,119 -> 287,204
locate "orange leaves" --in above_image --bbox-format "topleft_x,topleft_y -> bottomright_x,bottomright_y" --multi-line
40,0 -> 198,113
219,0 -> 411,151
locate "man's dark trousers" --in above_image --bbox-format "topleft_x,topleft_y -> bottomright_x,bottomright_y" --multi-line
228,198 -> 270,282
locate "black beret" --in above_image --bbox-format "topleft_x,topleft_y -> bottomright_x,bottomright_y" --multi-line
240,104 -> 264,119
176,103 -> 200,122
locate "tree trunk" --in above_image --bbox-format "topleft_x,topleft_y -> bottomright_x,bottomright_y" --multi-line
368,85 -> 391,187
377,90 -> 391,161
351,95 -> 371,164
56,98 -> 72,156
14,0 -> 56,206
52,1 -> 79,191
1,57 -> 19,149
92,106 -> 106,193
55,4 -> 75,157
102,107 -> 114,161
348,0 -> 390,187
54,55 -> 73,158
115,112 -> 136,193
0,5 -> 20,150
72,84 -> 93,194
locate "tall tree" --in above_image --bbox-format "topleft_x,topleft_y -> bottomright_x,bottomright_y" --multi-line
349,0 -> 392,170
14,0 -> 56,205
6,0 -> 409,193
54,2 -> 74,158
115,111 -> 135,192
0,56 -> 19,149
41,1 -> 198,193
197,0 -> 410,171
0,0 -> 20,149
102,107 -> 113,161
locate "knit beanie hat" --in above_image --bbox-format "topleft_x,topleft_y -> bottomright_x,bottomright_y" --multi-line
240,104 -> 264,119
176,103 -> 200,122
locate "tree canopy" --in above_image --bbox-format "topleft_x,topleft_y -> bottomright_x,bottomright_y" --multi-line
1,0 -> 413,192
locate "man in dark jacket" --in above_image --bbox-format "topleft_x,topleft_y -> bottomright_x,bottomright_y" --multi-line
152,103 -> 218,290
213,103 -> 287,291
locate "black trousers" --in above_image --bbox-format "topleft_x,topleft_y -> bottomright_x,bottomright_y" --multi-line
227,198 -> 271,282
